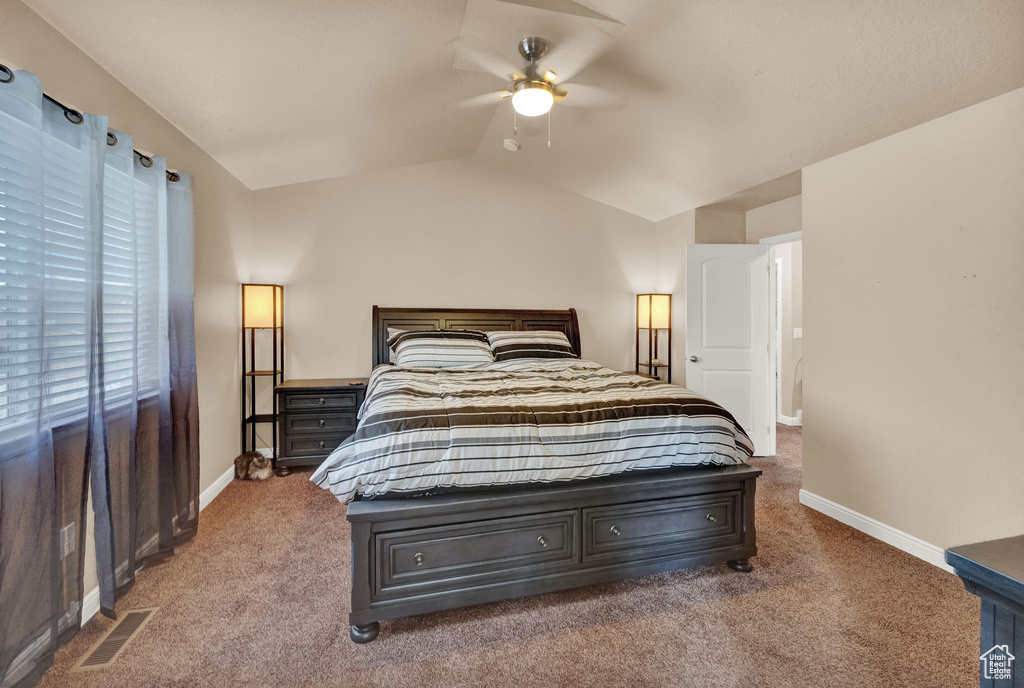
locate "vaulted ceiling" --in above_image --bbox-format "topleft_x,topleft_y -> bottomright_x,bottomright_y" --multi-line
21,0 -> 1024,220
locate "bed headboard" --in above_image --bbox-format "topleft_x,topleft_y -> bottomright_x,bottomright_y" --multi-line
372,306 -> 581,368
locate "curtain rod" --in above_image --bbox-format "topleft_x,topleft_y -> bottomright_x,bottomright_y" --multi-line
1,64 -> 180,183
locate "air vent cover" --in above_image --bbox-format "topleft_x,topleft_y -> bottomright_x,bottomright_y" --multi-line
72,608 -> 157,671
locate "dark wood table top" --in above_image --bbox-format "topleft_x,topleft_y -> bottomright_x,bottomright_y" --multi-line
946,535 -> 1024,603
276,377 -> 369,391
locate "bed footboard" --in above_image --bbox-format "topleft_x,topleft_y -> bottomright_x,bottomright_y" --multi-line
346,464 -> 760,643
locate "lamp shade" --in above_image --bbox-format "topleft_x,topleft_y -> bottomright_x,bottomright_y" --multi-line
511,81 -> 554,117
637,293 -> 671,330
242,284 -> 283,328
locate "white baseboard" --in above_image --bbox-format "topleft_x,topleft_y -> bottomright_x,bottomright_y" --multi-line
82,464 -> 236,627
81,586 -> 101,627
199,464 -> 237,511
777,410 -> 803,426
798,489 -> 952,573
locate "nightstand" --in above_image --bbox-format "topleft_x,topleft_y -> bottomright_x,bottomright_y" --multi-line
274,378 -> 368,477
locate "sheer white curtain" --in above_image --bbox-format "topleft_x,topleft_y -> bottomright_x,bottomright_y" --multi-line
0,67 -> 199,688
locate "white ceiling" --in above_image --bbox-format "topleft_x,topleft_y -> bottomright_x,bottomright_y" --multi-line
22,0 -> 1024,221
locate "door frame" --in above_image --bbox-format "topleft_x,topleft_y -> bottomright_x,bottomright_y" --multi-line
760,231 -> 803,431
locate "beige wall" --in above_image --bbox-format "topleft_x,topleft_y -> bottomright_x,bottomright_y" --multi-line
745,195 -> 801,243
803,86 -> 1024,548
694,207 -> 746,244
248,158 -> 656,380
3,2 -> 252,590
653,210 -> 696,386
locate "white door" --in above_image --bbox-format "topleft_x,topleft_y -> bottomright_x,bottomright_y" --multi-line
686,244 -> 775,456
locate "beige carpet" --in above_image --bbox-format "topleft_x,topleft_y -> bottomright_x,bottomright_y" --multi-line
37,425 -> 978,687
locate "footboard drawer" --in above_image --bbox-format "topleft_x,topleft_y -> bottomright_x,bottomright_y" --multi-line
583,491 -> 741,563
376,511 -> 579,596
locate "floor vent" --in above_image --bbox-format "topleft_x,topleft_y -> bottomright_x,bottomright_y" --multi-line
72,608 -> 157,671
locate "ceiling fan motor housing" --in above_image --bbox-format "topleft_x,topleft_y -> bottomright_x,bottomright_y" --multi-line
518,37 -> 548,63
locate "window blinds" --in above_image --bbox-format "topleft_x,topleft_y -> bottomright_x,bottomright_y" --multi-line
0,93 -> 98,439
0,119 -> 167,437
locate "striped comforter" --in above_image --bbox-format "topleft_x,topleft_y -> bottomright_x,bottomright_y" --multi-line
311,358 -> 754,503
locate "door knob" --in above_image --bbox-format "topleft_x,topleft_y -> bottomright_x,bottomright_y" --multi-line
689,355 -> 699,363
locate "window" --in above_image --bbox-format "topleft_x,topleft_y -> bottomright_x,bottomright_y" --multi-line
0,114 -> 165,440
0,111 -> 93,437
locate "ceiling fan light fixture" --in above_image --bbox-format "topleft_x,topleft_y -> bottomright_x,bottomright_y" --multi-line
511,80 -> 554,117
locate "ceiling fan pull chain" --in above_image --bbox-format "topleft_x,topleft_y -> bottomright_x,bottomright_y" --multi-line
548,109 -> 552,149
513,108 -> 517,136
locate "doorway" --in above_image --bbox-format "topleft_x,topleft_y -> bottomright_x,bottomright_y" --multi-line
761,231 -> 803,429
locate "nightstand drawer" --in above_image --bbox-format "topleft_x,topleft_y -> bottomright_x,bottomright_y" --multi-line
284,391 -> 360,411
284,434 -> 349,458
285,412 -> 357,435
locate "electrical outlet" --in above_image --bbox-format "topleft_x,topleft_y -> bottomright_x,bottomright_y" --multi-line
793,328 -> 803,339
59,522 -> 76,559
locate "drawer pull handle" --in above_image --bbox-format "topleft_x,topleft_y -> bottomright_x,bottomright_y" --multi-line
319,419 -> 325,427
413,553 -> 424,565
706,514 -> 717,523
318,441 -> 325,449
537,535 -> 548,548
318,397 -> 326,405
609,525 -> 621,536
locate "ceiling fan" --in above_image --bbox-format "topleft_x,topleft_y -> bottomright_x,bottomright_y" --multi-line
499,37 -> 565,117
454,33 -> 622,119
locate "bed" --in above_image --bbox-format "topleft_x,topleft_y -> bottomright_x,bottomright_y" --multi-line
317,306 -> 760,643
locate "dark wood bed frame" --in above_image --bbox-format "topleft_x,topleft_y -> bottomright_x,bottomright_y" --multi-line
346,306 -> 760,643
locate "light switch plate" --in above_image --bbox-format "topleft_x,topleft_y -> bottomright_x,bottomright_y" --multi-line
59,522 -> 76,559
793,328 -> 803,339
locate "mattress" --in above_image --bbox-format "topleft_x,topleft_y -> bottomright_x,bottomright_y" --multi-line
311,358 -> 754,504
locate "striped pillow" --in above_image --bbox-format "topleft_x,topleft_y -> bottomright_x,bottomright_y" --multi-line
386,327 -> 406,363
388,329 -> 494,368
487,330 -> 576,361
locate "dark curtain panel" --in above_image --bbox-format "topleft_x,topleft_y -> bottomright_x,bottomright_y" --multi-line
1,67 -> 199,687
93,149 -> 200,615
0,72 -> 108,688
167,173 -> 200,542
0,442 -> 59,688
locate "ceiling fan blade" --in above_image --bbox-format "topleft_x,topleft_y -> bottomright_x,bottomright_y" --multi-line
541,26 -> 616,82
556,83 -> 627,110
456,91 -> 511,108
450,35 -> 524,82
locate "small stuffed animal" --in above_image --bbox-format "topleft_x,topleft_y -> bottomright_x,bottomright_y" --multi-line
234,451 -> 273,481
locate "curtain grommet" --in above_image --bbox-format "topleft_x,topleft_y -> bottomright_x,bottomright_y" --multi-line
107,131 -> 118,146
64,109 -> 84,125
167,171 -> 181,182
138,153 -> 154,168
0,65 -> 14,83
